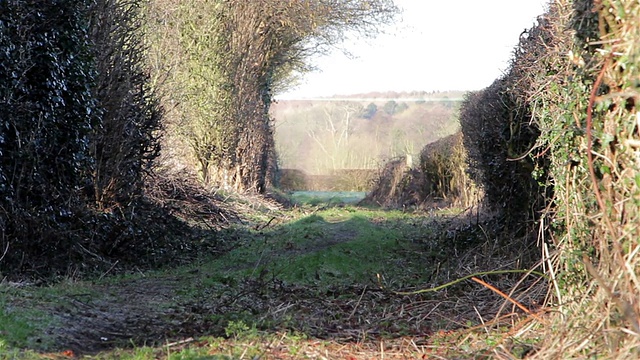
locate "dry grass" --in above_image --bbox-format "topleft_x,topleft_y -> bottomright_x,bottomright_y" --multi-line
450,1 -> 640,358
363,132 -> 481,209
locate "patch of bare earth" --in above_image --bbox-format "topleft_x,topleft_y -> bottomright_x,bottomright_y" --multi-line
48,276 -> 198,353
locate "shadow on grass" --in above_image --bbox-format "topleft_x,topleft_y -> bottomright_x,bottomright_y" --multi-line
1,204 -> 545,358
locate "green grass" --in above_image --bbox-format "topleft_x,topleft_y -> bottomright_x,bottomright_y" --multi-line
197,206 -> 435,289
0,205 -> 457,359
0,288 -> 57,353
289,191 -> 366,206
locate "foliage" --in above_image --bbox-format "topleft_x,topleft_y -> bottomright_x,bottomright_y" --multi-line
363,132 -> 479,209
383,100 -> 398,115
382,100 -> 408,115
360,157 -> 417,208
457,0 -> 640,357
361,102 -> 378,119
0,0 -> 97,274
418,132 -> 479,208
0,0 -> 169,278
521,0 -> 640,356
459,70 -> 547,227
88,0 -> 163,209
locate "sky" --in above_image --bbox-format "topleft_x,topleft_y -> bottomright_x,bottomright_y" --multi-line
278,0 -> 549,99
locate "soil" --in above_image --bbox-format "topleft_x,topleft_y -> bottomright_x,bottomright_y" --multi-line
46,274 -> 443,355
51,276 -> 196,353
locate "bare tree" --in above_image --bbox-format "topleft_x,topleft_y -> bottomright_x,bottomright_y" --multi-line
307,102 -> 363,172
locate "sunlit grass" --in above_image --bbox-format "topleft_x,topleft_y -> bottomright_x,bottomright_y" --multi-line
198,206 -> 435,289
289,191 -> 367,206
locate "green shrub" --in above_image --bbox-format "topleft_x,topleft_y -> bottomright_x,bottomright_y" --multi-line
0,0 -> 166,277
459,0 -> 640,355
0,0 -> 97,274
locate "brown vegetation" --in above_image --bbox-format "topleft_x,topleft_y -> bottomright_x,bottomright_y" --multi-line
457,0 -> 640,356
3,0 -> 640,358
147,0 -> 398,193
362,132 -> 479,209
279,168 -> 376,191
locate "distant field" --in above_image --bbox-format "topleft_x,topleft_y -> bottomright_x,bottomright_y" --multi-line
290,191 -> 367,205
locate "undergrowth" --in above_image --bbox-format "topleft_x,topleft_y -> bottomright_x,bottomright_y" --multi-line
527,0 -> 640,357
0,200 -> 549,359
458,0 -> 640,358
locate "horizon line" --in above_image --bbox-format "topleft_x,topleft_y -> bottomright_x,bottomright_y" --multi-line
274,97 -> 465,102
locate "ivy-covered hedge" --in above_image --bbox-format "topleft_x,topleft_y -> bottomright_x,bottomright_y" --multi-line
460,0 -> 640,355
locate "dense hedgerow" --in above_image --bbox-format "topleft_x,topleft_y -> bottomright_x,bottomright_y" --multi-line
89,0 -> 163,209
459,0 -> 640,356
417,132 -> 478,208
362,132 -> 478,209
0,0 -> 98,275
0,0 -> 166,277
526,1 -> 640,355
459,33 -> 550,228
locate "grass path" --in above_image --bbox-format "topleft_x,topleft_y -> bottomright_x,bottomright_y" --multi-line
0,202 -> 543,359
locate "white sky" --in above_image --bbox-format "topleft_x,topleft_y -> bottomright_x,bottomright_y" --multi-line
278,0 -> 549,99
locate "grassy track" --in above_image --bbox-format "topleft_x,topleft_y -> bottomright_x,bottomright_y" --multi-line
0,196 -> 541,359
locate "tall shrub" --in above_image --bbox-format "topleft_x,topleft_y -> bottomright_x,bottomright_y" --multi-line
459,0 -> 640,355
0,0 -> 165,276
419,132 -> 478,208
524,0 -> 640,355
459,18 -> 550,227
149,0 -> 397,193
0,0 -> 97,272
88,0 -> 163,209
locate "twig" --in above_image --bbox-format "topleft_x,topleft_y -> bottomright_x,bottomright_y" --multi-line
382,269 -> 547,295
99,260 -> 120,280
471,276 -> 544,323
582,254 -> 640,333
585,56 -> 616,238
165,337 -> 195,348
0,242 -> 9,263
347,285 -> 367,321
255,216 -> 276,230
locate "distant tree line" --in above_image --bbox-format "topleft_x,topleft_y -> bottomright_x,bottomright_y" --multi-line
273,100 -> 459,174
